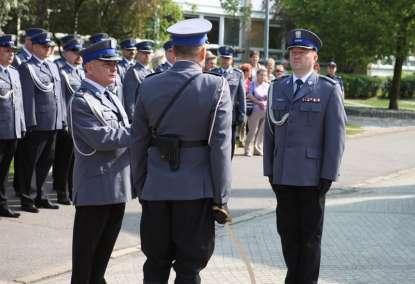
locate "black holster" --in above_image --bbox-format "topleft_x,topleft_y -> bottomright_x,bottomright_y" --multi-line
152,134 -> 181,171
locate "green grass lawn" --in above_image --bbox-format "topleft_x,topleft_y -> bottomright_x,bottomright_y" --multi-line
345,97 -> 415,111
346,123 -> 364,136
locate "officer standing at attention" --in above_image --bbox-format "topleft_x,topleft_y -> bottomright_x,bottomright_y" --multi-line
211,46 -> 246,158
18,31 -> 65,213
326,61 -> 345,99
52,37 -> 85,205
12,28 -> 45,199
123,40 -> 154,122
117,38 -> 137,81
88,32 -> 109,46
0,35 -> 26,218
154,40 -> 176,73
264,29 -> 346,284
131,18 -> 232,284
69,39 -> 134,284
54,34 -> 78,69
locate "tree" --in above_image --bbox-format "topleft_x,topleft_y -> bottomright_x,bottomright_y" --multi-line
281,0 -> 415,109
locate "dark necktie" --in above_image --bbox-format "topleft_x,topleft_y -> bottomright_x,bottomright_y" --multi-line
293,79 -> 303,97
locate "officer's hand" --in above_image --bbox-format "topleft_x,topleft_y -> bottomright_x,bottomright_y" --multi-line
212,204 -> 231,224
319,178 -> 332,195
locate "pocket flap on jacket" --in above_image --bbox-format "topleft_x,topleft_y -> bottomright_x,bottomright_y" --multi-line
300,103 -> 321,112
306,148 -> 321,159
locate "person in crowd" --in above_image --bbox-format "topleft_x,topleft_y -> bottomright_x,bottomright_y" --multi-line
204,50 -> 217,71
211,46 -> 246,159
248,50 -> 264,81
53,37 -> 85,205
244,68 -> 269,157
123,40 -> 154,122
0,34 -> 26,218
130,18 -> 232,284
238,63 -> 253,147
18,31 -> 64,213
266,57 -> 276,81
154,40 -> 175,73
69,38 -> 134,284
326,61 -> 345,98
117,38 -> 137,81
274,64 -> 285,78
264,28 -> 346,284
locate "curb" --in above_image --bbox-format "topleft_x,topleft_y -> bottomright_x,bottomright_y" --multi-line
345,106 -> 415,119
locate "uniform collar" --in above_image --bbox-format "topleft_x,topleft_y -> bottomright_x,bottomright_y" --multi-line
0,64 -> 9,73
84,77 -> 106,94
22,46 -> 32,58
292,70 -> 313,84
172,60 -> 202,72
32,54 -> 46,64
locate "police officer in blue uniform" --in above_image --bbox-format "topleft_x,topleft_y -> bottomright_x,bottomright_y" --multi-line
122,40 -> 154,122
53,37 -> 85,205
326,61 -> 345,98
12,28 -> 45,198
69,38 -> 134,284
154,40 -> 175,73
0,35 -> 26,218
264,29 -> 346,284
211,46 -> 246,158
88,32 -> 109,46
54,34 -> 79,69
18,31 -> 65,213
131,18 -> 232,284
117,38 -> 137,81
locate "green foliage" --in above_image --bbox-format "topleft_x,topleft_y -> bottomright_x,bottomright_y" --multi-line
382,75 -> 415,99
341,74 -> 385,99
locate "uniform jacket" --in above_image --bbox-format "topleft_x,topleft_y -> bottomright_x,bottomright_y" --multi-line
19,56 -> 65,131
117,58 -> 135,82
154,61 -> 172,73
54,57 -> 67,69
69,79 -> 135,206
12,48 -> 31,67
0,66 -> 26,139
122,62 -> 153,122
130,60 -> 233,205
327,74 -> 345,97
263,72 -> 346,186
59,61 -> 84,106
211,67 -> 246,124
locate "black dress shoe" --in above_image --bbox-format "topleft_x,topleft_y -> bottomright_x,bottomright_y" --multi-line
35,199 -> 59,209
57,196 -> 71,205
21,204 -> 39,213
0,205 -> 20,218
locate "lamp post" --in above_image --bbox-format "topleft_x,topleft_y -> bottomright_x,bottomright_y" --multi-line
264,0 -> 270,60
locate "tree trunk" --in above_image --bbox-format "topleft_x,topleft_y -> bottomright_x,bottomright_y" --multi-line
241,0 -> 251,62
389,19 -> 409,110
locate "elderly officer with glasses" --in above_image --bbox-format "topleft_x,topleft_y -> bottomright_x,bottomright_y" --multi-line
68,38 -> 135,284
264,29 -> 346,284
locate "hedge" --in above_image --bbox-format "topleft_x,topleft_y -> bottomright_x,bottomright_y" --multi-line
340,74 -> 385,99
382,75 -> 415,99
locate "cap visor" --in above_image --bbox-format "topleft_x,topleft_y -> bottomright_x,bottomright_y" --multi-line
98,55 -> 122,62
288,45 -> 315,50
123,47 -> 136,50
221,55 -> 233,58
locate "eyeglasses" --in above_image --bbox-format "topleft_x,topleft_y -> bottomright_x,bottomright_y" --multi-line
275,70 -> 284,73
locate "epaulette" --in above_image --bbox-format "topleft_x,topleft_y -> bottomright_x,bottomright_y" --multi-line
271,74 -> 290,83
319,75 -> 336,85
203,71 -> 222,77
233,68 -> 242,73
145,71 -> 162,79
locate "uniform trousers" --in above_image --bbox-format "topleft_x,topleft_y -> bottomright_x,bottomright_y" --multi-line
272,185 -> 325,284
0,139 -> 17,205
71,203 -> 126,284
231,124 -> 237,159
12,139 -> 24,195
244,110 -> 265,155
140,199 -> 215,284
21,130 -> 56,205
52,129 -> 74,199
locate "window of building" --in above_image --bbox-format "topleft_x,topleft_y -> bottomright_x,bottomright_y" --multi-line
224,18 -> 240,47
249,20 -> 264,48
269,26 -> 283,50
205,16 -> 220,45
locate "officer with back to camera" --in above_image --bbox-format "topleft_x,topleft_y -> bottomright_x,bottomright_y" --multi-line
68,38 -> 135,284
264,29 -> 346,284
131,18 -> 232,284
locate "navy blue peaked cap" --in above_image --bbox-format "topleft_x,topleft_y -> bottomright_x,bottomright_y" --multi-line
31,32 -> 55,46
218,46 -> 234,58
89,33 -> 109,44
80,38 -> 121,64
120,38 -> 137,49
63,38 -> 84,52
0,34 -> 17,49
167,18 -> 212,46
25,28 -> 46,39
163,40 -> 173,50
136,40 -> 154,52
286,29 -> 322,51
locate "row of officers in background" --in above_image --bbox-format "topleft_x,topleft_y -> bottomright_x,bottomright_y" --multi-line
0,27 -> 247,218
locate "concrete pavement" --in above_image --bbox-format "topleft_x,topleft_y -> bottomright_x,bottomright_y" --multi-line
1,116 -> 415,283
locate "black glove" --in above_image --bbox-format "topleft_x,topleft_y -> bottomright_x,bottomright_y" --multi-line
212,204 -> 231,224
319,178 -> 332,195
